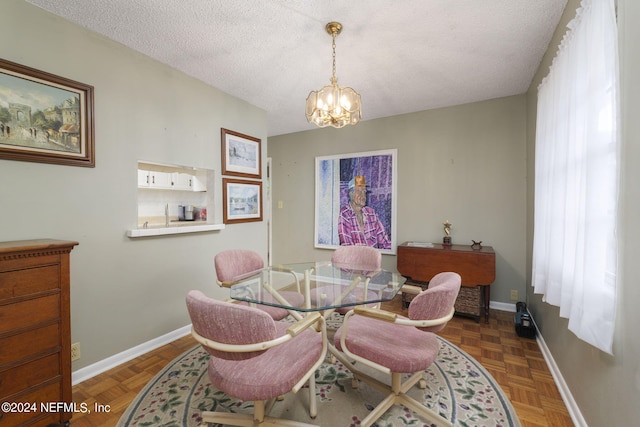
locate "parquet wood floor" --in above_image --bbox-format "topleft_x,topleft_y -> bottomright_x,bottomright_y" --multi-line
70,297 -> 574,426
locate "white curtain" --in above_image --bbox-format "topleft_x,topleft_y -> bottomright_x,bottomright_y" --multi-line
532,0 -> 619,354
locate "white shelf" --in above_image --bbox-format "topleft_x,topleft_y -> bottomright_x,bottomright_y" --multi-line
127,223 -> 225,238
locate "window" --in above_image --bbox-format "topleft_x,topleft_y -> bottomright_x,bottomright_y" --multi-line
532,0 -> 619,354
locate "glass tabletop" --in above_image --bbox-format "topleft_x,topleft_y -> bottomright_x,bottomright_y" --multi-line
229,262 -> 407,312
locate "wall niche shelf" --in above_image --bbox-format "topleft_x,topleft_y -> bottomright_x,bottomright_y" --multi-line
126,223 -> 224,238
130,161 -> 221,238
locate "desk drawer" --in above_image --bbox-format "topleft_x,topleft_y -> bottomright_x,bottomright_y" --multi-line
0,294 -> 60,335
0,265 -> 60,301
0,381 -> 63,426
0,323 -> 60,366
0,353 -> 60,400
0,253 -> 61,273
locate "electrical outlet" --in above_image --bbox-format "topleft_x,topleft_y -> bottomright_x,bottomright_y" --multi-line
510,290 -> 519,301
71,342 -> 81,361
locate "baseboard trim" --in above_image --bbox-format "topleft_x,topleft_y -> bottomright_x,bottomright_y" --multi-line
492,301 -> 585,424
535,328 -> 587,426
490,301 -> 517,312
71,324 -> 192,386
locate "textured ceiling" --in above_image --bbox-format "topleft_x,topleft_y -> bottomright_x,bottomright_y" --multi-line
26,0 -> 567,137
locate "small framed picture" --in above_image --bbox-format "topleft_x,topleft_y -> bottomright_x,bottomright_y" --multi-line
0,58 -> 95,167
223,178 -> 263,224
221,128 -> 261,178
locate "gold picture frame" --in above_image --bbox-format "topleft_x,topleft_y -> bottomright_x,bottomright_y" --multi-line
0,58 -> 95,167
223,178 -> 263,224
221,128 -> 261,178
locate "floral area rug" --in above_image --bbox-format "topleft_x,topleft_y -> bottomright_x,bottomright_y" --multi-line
118,332 -> 520,427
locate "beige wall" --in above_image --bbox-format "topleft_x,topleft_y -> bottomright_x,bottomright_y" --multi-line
0,0 -> 269,370
6,0 -> 638,424
525,0 -> 640,425
269,95 -> 527,305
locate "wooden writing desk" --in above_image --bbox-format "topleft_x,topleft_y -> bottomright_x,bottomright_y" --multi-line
397,242 -> 496,322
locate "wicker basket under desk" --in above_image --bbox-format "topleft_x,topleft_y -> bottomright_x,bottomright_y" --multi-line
402,279 -> 482,321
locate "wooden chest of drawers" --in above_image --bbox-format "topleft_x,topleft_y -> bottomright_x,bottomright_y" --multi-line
0,239 -> 78,426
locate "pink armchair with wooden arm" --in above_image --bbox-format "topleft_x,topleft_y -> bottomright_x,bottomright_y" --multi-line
310,245 -> 382,315
186,290 -> 327,426
333,272 -> 461,427
214,249 -> 304,320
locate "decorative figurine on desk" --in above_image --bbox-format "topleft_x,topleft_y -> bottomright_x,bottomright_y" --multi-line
471,240 -> 483,250
443,220 -> 452,246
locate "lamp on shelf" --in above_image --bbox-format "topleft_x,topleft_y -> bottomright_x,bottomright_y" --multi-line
305,22 -> 361,128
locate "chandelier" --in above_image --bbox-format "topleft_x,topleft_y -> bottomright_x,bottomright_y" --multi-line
305,22 -> 361,128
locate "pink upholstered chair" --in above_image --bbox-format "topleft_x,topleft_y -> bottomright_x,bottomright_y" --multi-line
214,249 -> 304,320
331,245 -> 381,269
186,290 -> 327,427
311,245 -> 382,314
333,272 -> 461,427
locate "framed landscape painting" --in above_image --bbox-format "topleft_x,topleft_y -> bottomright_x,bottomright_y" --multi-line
223,178 -> 263,224
315,149 -> 397,254
0,58 -> 95,167
221,128 -> 261,178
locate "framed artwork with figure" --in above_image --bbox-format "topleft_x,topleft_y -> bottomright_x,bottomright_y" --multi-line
315,149 -> 397,255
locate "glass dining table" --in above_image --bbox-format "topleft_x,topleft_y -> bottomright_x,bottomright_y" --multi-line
229,261 -> 409,401
228,261 -> 407,319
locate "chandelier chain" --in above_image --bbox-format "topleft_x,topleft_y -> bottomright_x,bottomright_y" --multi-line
331,33 -> 337,84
